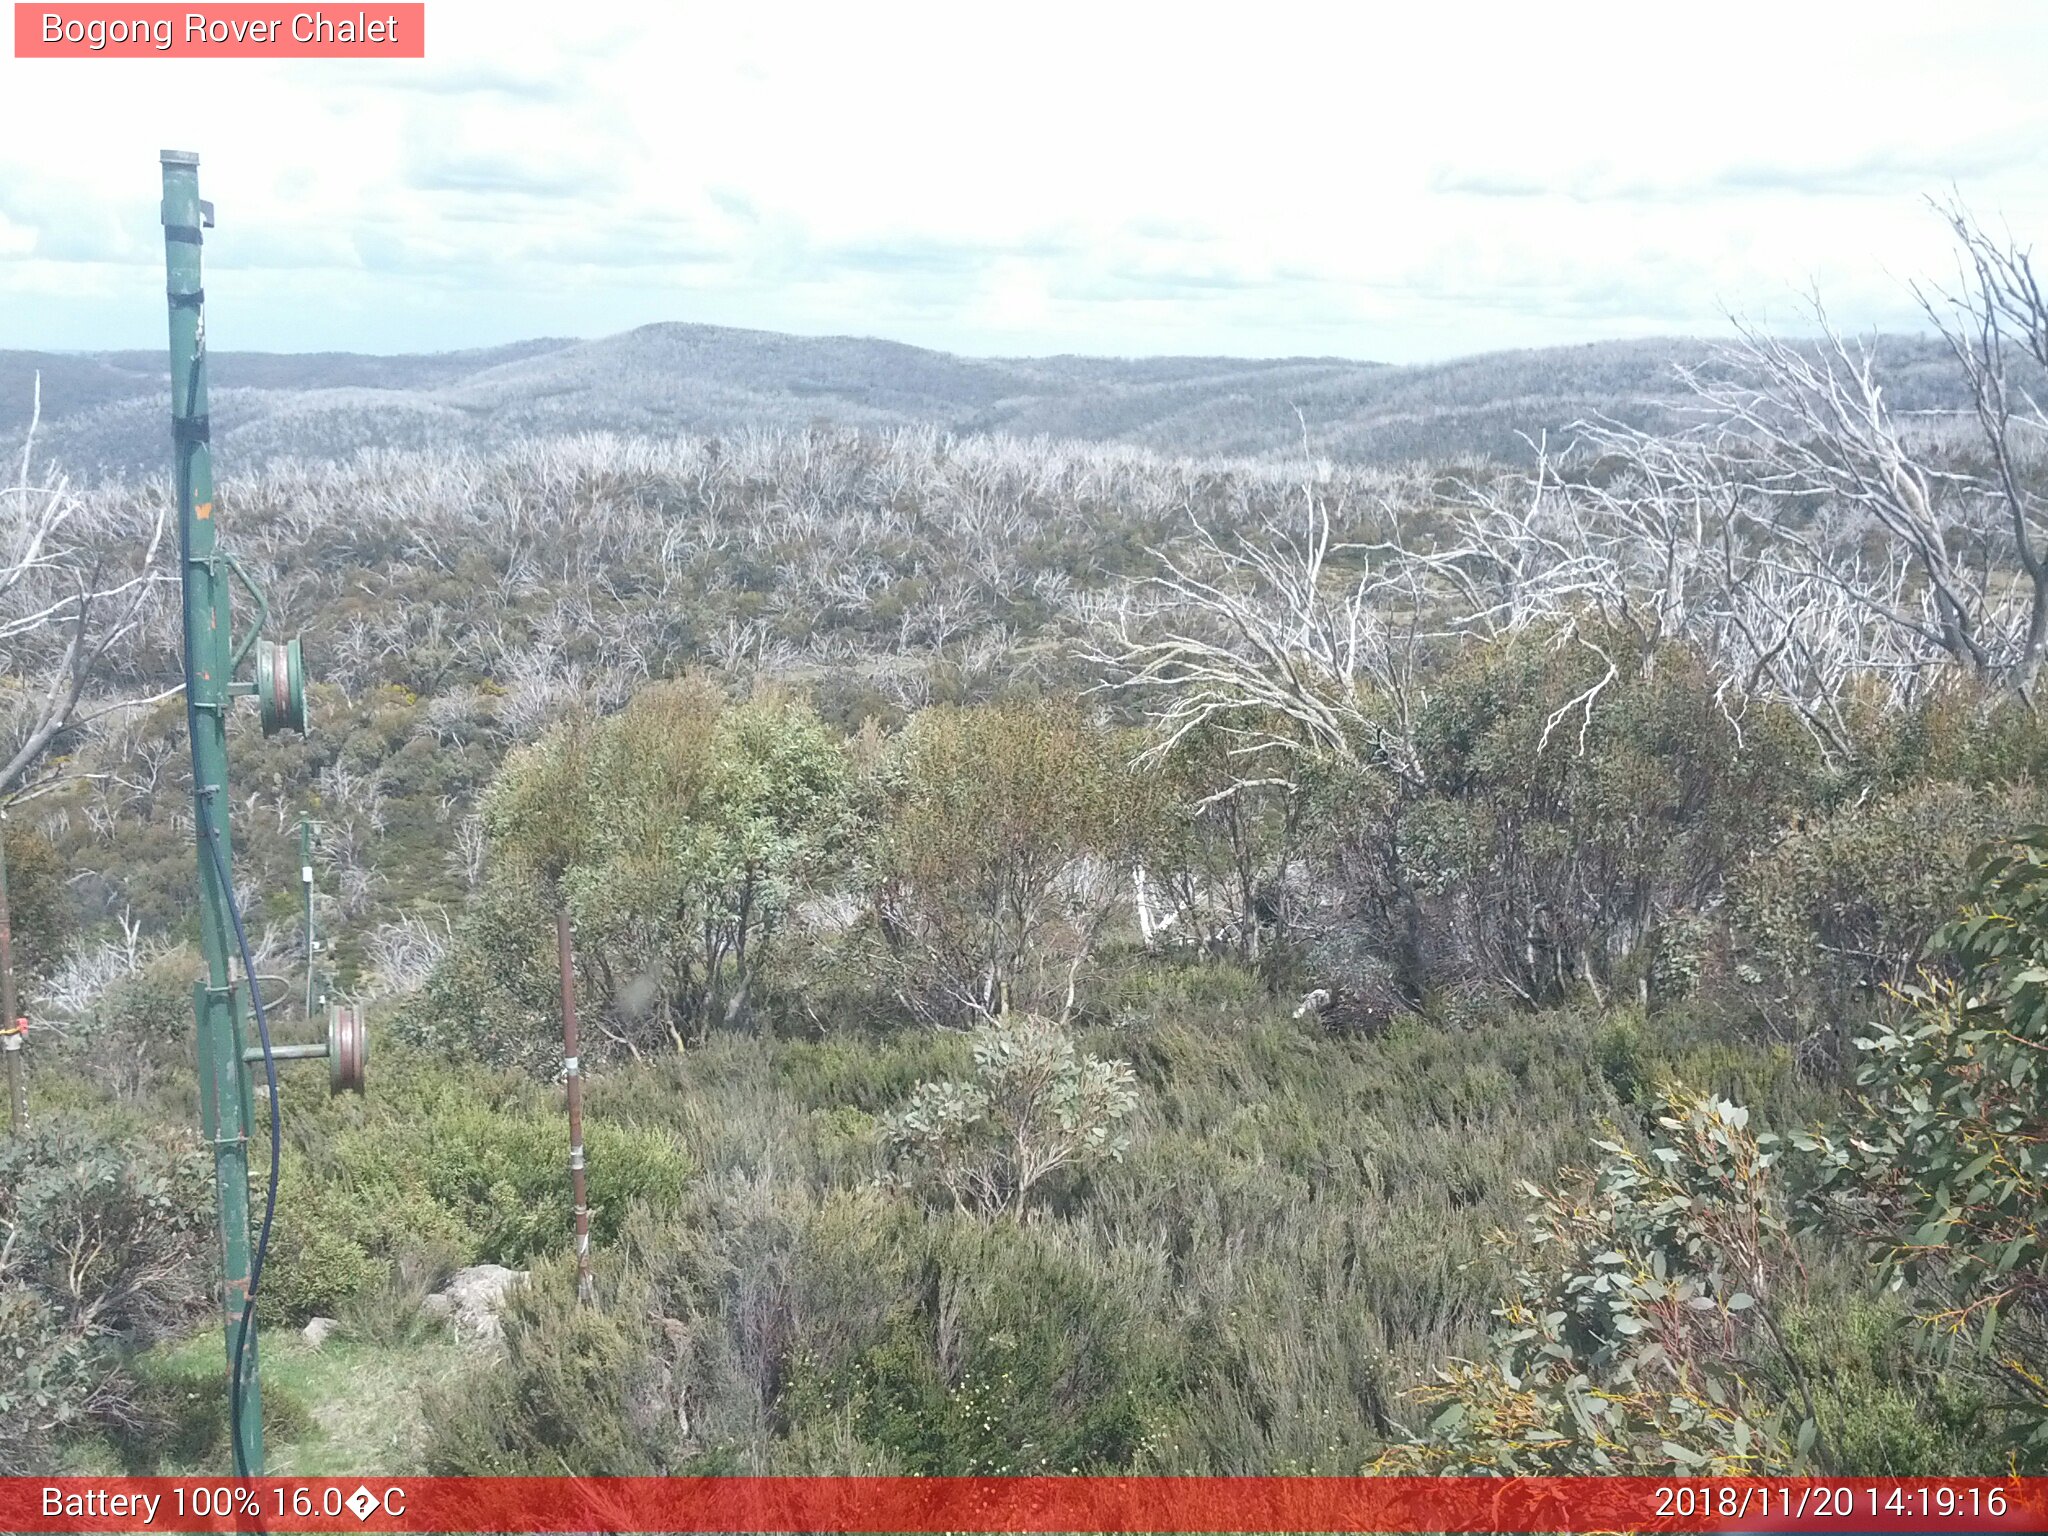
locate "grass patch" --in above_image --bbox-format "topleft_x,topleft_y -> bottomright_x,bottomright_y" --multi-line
123,1326 -> 473,1476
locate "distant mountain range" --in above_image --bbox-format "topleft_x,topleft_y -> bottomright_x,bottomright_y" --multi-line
0,322 -> 1969,480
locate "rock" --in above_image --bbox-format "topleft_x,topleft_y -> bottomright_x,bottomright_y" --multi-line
431,1263 -> 528,1341
301,1316 -> 339,1348
1291,987 -> 1332,1020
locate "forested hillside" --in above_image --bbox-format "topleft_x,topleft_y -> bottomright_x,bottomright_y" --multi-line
4,210 -> 2048,1480
0,327 -> 1979,480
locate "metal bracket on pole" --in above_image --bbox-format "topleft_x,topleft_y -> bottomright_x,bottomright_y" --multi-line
223,551 -> 269,674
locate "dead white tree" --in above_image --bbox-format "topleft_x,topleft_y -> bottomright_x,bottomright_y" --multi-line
451,811 -> 488,891
362,909 -> 453,996
1090,457 -> 1432,791
1495,417 -> 1924,761
1917,196 -> 2048,695
1432,200 -> 2048,763
1680,310 -> 2019,695
0,379 -> 173,799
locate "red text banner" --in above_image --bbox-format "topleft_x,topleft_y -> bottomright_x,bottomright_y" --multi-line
14,4 -> 424,57
2,1476 -> 2042,1533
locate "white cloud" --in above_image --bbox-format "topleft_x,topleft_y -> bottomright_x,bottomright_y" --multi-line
2,0 -> 2046,359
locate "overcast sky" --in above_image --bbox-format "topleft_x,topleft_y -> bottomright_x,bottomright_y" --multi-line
3,2 -> 2045,362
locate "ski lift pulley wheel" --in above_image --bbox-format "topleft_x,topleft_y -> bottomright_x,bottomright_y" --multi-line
327,1003 -> 367,1095
257,637 -> 307,736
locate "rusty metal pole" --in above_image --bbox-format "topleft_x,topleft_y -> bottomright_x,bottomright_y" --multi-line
555,906 -> 594,1306
0,814 -> 18,1037
301,816 -> 316,1020
2,1027 -> 22,1137
0,815 -> 21,1136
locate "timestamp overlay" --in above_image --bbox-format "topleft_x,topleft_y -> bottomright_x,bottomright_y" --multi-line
2,1477 -> 2043,1533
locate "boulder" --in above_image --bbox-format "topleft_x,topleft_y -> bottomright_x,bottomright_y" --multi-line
301,1315 -> 339,1349
431,1263 -> 529,1341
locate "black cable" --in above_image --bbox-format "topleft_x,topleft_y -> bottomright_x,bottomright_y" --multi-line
173,362 -> 281,1479
205,810 -> 281,1480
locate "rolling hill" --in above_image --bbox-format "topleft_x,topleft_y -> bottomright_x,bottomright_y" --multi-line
0,322 -> 1965,480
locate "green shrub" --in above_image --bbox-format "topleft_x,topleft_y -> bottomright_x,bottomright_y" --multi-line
395,875 -> 562,1076
422,1257 -> 666,1475
4,820 -> 75,986
405,1102 -> 689,1263
260,1043 -> 690,1323
403,684 -> 859,1069
0,1125 -> 211,1472
1309,634 -> 1816,1008
1792,824 -> 2048,1464
1734,780 -> 2048,1006
49,950 -> 198,1105
1859,681 -> 2048,793
1381,1090 -> 1809,1474
779,1201 -> 1181,1474
883,1014 -> 1137,1219
336,1239 -> 463,1347
1094,957 -> 1267,1025
775,1031 -> 972,1112
1591,1011 -> 1649,1106
261,1218 -> 388,1324
871,699 -> 1158,1022
1768,1286 -> 1994,1475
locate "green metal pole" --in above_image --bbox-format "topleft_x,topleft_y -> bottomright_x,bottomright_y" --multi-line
161,149 -> 264,1477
